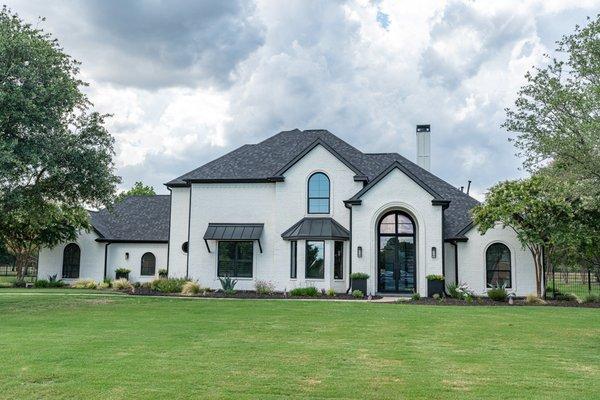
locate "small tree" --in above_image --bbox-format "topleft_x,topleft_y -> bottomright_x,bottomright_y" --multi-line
115,181 -> 156,203
472,176 -> 575,297
0,8 -> 119,280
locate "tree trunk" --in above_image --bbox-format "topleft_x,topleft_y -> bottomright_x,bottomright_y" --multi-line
529,246 -> 543,298
14,252 -> 29,281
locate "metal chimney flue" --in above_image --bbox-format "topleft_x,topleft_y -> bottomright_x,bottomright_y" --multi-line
416,124 -> 431,171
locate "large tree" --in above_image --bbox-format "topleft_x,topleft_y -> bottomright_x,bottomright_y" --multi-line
0,8 -> 120,279
115,181 -> 156,203
504,15 -> 600,205
472,176 -> 576,297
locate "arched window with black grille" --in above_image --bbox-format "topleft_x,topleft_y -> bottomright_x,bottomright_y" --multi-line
486,243 -> 511,288
307,172 -> 330,214
141,252 -> 156,276
62,243 -> 81,279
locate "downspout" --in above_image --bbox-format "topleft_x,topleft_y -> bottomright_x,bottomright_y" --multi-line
185,184 -> 193,280
166,188 -> 173,276
345,203 -> 352,294
103,242 -> 111,280
441,208 -> 446,294
451,241 -> 459,285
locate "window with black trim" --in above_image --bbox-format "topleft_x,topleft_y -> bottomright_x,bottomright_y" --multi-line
62,243 -> 80,278
290,241 -> 297,279
218,241 -> 253,278
306,241 -> 324,279
307,172 -> 330,214
334,241 -> 343,279
141,252 -> 156,276
486,243 -> 511,287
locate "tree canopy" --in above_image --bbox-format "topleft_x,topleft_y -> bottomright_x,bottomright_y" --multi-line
0,8 -> 120,279
115,181 -> 156,203
504,14 -> 600,204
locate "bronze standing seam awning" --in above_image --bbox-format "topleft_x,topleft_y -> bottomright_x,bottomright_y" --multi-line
203,223 -> 264,253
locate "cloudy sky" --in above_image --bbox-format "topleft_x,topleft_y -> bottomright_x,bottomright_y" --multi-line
6,0 -> 600,199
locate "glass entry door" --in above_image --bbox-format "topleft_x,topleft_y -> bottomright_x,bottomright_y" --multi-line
377,211 -> 416,293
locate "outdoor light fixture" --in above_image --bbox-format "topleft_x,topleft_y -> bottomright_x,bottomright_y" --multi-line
431,247 -> 437,258
357,246 -> 363,258
125,252 -> 129,260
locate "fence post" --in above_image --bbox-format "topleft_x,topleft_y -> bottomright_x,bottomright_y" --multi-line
589,269 -> 592,294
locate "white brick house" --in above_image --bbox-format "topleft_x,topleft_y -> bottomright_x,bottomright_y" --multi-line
38,128 -> 538,296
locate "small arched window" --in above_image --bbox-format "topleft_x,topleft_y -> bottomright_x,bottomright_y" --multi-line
182,242 -> 189,253
62,243 -> 80,279
141,252 -> 156,276
307,172 -> 330,214
486,243 -> 511,288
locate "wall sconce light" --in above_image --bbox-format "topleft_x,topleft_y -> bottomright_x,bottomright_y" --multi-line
357,246 -> 363,258
431,247 -> 437,259
125,252 -> 129,260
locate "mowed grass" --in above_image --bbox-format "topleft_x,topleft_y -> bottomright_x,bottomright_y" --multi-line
0,290 -> 598,400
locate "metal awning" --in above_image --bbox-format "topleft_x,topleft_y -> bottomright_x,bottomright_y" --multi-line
203,223 -> 264,253
281,217 -> 349,241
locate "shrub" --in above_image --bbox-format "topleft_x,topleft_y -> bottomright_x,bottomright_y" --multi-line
326,288 -> 336,297
48,274 -> 59,282
350,272 -> 369,280
525,293 -> 546,305
71,279 -> 98,289
34,279 -> 49,288
411,291 -> 421,301
255,280 -> 275,295
447,282 -> 474,300
113,278 -> 132,291
487,283 -> 508,302
12,279 -> 27,288
583,293 -> 600,303
556,292 -> 579,302
103,278 -> 112,288
426,274 -> 444,281
352,289 -> 364,298
290,286 -> 318,297
158,268 -> 168,278
218,276 -> 238,295
151,278 -> 187,293
181,281 -> 201,296
98,281 -> 110,289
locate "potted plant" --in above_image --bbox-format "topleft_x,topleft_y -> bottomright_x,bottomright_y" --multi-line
158,268 -> 168,278
426,274 -> 445,297
350,272 -> 369,294
115,268 -> 131,280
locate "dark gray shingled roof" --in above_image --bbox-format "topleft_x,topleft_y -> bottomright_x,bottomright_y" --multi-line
281,217 -> 350,240
90,195 -> 170,242
166,129 -> 479,239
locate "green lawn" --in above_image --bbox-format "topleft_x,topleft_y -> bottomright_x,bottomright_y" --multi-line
0,290 -> 598,399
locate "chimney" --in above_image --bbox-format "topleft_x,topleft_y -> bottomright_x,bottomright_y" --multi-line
416,124 -> 431,171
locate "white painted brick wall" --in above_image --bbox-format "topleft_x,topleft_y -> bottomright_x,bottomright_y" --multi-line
167,187 -> 190,278
106,243 -> 168,282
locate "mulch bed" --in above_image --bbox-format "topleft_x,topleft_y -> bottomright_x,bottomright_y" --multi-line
128,287 -> 382,300
403,297 -> 600,308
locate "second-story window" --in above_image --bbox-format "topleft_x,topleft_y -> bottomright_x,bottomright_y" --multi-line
307,172 -> 330,214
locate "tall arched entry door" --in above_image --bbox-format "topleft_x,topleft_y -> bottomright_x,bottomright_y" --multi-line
377,211 -> 416,293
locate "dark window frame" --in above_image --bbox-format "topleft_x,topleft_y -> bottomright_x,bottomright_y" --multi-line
307,172 -> 330,214
141,252 -> 156,276
62,243 -> 81,279
334,241 -> 343,280
217,241 -> 254,278
290,241 -> 297,279
377,211 -> 417,293
486,243 -> 512,288
305,240 -> 325,279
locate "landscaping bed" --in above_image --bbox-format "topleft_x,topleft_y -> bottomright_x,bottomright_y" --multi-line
403,297 -> 600,308
128,286 -> 382,300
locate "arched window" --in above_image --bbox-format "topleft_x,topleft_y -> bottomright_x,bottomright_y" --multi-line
486,243 -> 511,288
141,252 -> 156,276
307,172 -> 330,214
62,243 -> 80,279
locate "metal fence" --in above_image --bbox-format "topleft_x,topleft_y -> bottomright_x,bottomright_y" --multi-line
546,268 -> 600,299
0,263 -> 38,282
